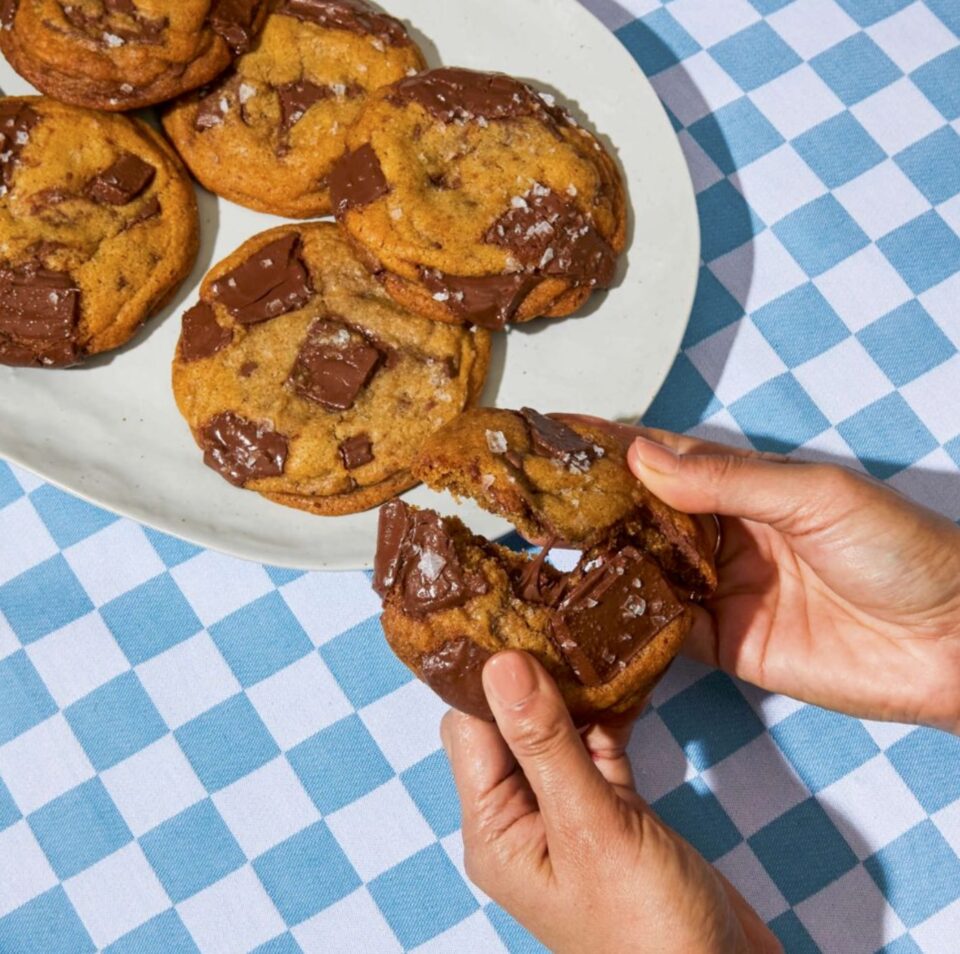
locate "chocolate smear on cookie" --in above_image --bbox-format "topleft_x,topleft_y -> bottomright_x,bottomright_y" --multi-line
212,233 -> 313,324
278,0 -> 409,46
0,263 -> 81,366
486,187 -> 617,288
289,318 -> 382,411
86,153 -> 156,205
200,411 -> 288,486
338,433 -> 374,470
0,100 -> 39,193
387,68 -> 548,124
421,637 -> 493,720
550,546 -> 683,687
60,1 -> 167,45
208,0 -> 262,53
373,499 -> 488,616
179,301 -> 232,362
519,408 -> 601,473
420,270 -> 540,331
1,0 -> 18,28
329,144 -> 389,214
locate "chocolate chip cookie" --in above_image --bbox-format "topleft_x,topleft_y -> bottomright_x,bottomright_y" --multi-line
0,1 -> 268,111
162,0 -> 424,218
330,67 -> 627,330
0,95 -> 199,367
373,409 -> 716,722
172,222 -> 491,514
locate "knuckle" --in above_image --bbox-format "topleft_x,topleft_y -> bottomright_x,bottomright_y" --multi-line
509,710 -> 570,761
697,452 -> 746,491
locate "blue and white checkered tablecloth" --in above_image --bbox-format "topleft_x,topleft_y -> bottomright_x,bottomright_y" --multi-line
2,1 -> 960,951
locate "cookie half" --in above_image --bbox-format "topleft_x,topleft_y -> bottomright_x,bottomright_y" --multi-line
163,0 -> 424,218
0,1 -> 268,111
374,410 -> 717,722
172,222 -> 491,515
330,67 -> 627,330
0,96 -> 199,367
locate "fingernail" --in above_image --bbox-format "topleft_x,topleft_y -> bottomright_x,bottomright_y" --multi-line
629,435 -> 680,474
484,652 -> 539,709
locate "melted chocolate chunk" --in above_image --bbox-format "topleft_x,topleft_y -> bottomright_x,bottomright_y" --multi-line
278,0 -> 409,46
420,270 -> 540,330
60,1 -> 166,45
288,318 -> 382,411
200,411 -> 288,487
515,539 -> 564,604
239,360 -> 258,377
551,547 -> 683,687
387,68 -> 549,124
209,0 -> 262,53
486,189 -> 617,288
104,0 -> 134,13
519,408 -> 600,472
373,499 -> 488,617
0,263 -> 80,367
0,100 -> 39,192
211,233 -> 313,324
339,433 -> 374,470
195,84 -> 230,130
179,301 -> 232,362
86,153 -> 156,205
1,0 -> 18,28
123,196 -> 162,230
329,144 -> 389,215
421,637 -> 493,720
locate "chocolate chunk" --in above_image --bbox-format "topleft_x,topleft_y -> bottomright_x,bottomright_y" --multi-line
329,144 -> 389,215
421,638 -> 493,720
123,196 -> 162,230
86,153 -> 156,205
387,68 -> 550,124
0,263 -> 80,367
200,411 -> 288,487
339,433 -> 374,470
208,0 -> 262,53
277,80 -> 330,134
278,0 -> 409,46
486,188 -> 617,288
60,1 -> 166,44
288,318 -> 382,410
29,188 -> 72,210
0,100 -> 39,192
420,270 -> 540,330
179,301 -> 232,362
239,360 -> 258,377
195,84 -> 231,130
551,547 -> 684,687
373,500 -> 487,617
519,408 -> 600,472
104,0 -> 134,13
1,0 -> 18,28
211,233 -> 313,324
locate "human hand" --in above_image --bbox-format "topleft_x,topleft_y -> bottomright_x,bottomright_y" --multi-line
442,651 -> 782,954
568,419 -> 960,733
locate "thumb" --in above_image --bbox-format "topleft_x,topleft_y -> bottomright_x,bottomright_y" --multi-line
483,652 -> 622,846
628,434 -> 843,534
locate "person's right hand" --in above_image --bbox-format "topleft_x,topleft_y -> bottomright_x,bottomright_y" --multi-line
566,419 -> 960,733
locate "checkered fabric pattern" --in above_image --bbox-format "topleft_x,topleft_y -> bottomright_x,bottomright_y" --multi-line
1,0 -> 960,950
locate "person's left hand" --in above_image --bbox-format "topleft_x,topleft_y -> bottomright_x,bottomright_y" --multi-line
441,651 -> 782,954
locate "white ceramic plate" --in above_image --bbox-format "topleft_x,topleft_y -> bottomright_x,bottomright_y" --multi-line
0,0 -> 700,569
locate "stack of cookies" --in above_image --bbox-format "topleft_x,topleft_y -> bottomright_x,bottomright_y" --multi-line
1,0 -> 717,720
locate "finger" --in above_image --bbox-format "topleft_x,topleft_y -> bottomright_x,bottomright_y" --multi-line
441,709 -> 517,810
627,435 -> 848,534
680,604 -> 720,670
581,705 -> 643,791
483,652 -> 622,844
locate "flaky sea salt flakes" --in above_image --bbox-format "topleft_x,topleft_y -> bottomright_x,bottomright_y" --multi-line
582,557 -> 602,572
511,196 -> 529,209
481,474 -> 495,490
566,184 -> 578,197
485,430 -> 508,454
238,83 -> 257,104
390,206 -> 403,220
331,83 -> 347,98
432,290 -> 450,302
103,32 -> 124,47
418,550 -> 446,583
539,92 -> 556,108
531,181 -> 551,197
539,247 -> 555,268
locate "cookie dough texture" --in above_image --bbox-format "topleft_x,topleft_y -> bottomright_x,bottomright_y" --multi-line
172,222 -> 491,515
374,409 -> 717,723
163,0 -> 425,218
331,67 -> 627,330
0,95 -> 198,367
0,0 -> 268,111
